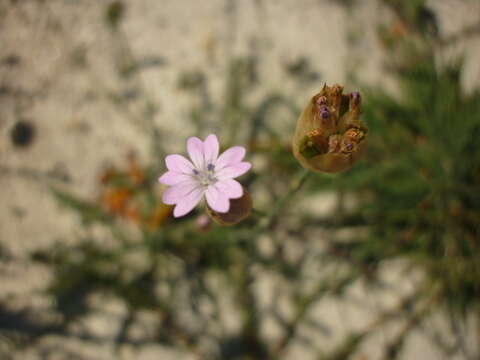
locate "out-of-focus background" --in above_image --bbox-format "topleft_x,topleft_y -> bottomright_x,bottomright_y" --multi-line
1,0 -> 480,359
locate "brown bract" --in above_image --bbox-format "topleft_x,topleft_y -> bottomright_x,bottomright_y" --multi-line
292,84 -> 368,173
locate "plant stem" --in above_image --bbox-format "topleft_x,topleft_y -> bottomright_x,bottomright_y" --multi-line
261,168 -> 311,230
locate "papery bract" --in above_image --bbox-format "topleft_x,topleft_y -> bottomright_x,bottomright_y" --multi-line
292,84 -> 368,173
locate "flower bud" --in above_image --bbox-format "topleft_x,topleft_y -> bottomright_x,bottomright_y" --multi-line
206,187 -> 252,226
292,84 -> 368,173
196,214 -> 213,233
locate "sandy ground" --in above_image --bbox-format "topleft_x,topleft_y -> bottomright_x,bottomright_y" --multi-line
1,0 -> 480,359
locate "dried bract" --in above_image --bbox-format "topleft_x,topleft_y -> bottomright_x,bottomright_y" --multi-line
292,84 -> 368,173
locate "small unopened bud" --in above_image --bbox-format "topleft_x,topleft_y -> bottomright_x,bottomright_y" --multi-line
350,91 -> 361,105
196,214 -> 213,233
206,187 -> 252,226
299,128 -> 329,158
292,84 -> 368,173
320,107 -> 330,119
316,96 -> 328,105
340,139 -> 356,154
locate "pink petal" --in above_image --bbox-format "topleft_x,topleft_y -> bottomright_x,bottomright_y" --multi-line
165,154 -> 195,174
173,187 -> 204,217
203,134 -> 219,166
216,161 -> 251,180
215,179 -> 243,199
215,146 -> 246,170
205,185 -> 230,213
187,137 -> 204,170
162,180 -> 200,205
159,171 -> 192,186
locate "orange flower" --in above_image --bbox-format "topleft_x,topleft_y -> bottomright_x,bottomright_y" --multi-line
147,203 -> 173,229
102,188 -> 134,215
127,152 -> 146,185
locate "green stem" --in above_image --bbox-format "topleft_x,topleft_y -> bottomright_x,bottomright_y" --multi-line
237,254 -> 269,360
262,168 -> 311,230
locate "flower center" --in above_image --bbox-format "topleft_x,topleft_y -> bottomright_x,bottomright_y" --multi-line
193,163 -> 217,186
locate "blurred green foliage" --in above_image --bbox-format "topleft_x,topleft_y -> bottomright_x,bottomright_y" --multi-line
327,55 -> 480,311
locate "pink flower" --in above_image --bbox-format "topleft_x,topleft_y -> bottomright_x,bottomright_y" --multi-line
159,134 -> 251,218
